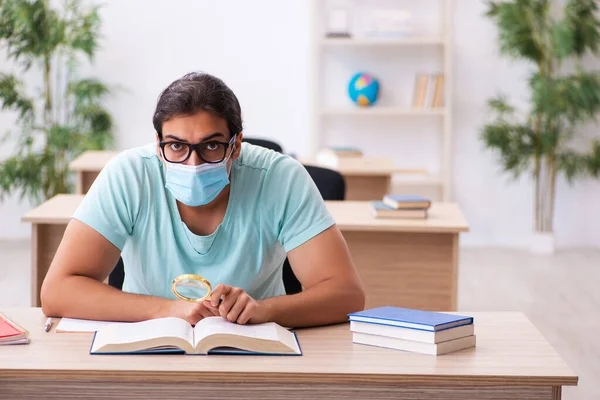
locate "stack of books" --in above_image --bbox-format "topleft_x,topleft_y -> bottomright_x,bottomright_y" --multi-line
348,306 -> 476,355
0,312 -> 29,345
371,195 -> 431,219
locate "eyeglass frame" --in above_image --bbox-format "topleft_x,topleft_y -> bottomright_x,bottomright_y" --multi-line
159,134 -> 237,164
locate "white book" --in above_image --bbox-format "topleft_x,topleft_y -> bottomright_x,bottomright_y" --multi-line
352,332 -> 476,355
90,316 -> 301,356
350,320 -> 474,344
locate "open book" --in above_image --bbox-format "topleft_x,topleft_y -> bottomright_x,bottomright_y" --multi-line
90,316 -> 301,355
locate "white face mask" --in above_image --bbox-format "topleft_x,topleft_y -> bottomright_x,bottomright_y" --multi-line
163,145 -> 235,207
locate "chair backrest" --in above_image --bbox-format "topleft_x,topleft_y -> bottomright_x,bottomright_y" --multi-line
242,138 -> 283,153
282,164 -> 346,295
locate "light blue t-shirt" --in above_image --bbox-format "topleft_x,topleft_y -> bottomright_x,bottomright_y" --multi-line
72,142 -> 335,300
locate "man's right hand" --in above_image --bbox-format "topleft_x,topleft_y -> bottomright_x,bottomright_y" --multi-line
164,299 -> 220,325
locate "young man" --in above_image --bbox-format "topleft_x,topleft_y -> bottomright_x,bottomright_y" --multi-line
41,72 -> 365,327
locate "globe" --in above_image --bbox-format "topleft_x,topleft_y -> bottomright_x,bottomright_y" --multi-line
348,73 -> 379,107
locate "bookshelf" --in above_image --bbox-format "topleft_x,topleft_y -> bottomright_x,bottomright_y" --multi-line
309,0 -> 454,201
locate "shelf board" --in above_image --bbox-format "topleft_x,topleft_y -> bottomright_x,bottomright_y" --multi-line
321,107 -> 446,117
320,36 -> 445,47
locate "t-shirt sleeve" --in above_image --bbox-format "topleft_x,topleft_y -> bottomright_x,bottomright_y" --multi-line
263,156 -> 336,253
71,151 -> 143,251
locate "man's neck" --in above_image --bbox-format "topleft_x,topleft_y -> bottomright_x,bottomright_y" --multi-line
177,185 -> 231,236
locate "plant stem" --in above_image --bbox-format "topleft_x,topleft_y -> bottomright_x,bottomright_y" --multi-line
44,55 -> 53,127
547,154 -> 557,232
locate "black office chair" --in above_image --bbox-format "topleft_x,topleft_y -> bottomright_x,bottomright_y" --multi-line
242,137 -> 283,153
282,165 -> 346,295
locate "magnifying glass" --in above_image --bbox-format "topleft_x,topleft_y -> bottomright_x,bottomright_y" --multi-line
172,274 -> 212,302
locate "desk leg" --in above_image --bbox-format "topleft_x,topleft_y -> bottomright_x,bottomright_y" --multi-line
31,223 -> 67,307
77,171 -> 100,194
343,230 -> 459,311
552,386 -> 561,400
344,176 -> 390,200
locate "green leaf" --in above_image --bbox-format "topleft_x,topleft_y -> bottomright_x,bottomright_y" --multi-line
0,73 -> 34,121
64,0 -> 102,59
551,20 -> 575,59
487,94 -> 517,116
485,0 -> 550,63
0,0 -> 66,68
564,0 -> 600,56
481,122 -> 537,178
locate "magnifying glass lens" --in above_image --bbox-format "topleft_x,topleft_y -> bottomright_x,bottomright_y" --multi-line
172,275 -> 212,302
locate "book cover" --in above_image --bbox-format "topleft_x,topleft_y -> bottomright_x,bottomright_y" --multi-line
371,201 -> 428,219
382,195 -> 431,209
348,307 -> 473,332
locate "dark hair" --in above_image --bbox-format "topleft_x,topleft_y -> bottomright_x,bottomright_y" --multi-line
153,72 -> 243,140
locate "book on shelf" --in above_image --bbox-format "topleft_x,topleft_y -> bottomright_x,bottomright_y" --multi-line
90,316 -> 301,356
412,73 -> 429,108
383,194 -> 431,210
0,312 -> 29,345
430,73 -> 445,108
371,201 -> 428,219
348,307 -> 476,355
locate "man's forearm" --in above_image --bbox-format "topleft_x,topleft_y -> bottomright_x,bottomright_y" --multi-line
260,279 -> 365,328
41,275 -> 175,322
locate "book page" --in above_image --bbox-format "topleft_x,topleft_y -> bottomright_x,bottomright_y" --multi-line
193,317 -> 279,348
91,317 -> 193,352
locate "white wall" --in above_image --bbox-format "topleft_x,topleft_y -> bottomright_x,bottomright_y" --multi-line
1,0 -> 599,248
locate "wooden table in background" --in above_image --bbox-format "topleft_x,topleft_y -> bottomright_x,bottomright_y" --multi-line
68,150 -> 117,194
327,201 -> 468,310
21,195 -> 85,307
298,156 -> 406,201
22,195 -> 468,310
0,308 -> 577,399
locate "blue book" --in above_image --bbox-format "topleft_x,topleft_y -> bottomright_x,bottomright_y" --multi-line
383,195 -> 431,209
89,316 -> 302,356
348,307 -> 473,332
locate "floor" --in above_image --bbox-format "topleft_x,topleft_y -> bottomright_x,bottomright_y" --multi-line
1,240 -> 598,399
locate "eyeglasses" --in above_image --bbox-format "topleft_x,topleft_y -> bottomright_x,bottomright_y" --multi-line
159,135 -> 236,164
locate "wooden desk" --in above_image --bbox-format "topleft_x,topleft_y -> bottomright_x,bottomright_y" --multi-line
21,195 -> 85,307
68,150 -> 117,194
0,308 -> 578,399
327,201 -> 468,310
299,156 -> 403,200
22,195 -> 468,311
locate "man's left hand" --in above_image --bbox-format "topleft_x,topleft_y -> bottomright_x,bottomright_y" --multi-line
204,284 -> 270,324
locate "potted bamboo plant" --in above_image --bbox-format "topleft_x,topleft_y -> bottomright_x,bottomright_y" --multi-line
0,0 -> 116,203
482,0 -> 600,253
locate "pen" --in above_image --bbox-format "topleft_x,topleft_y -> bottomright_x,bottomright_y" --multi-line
44,318 -> 52,332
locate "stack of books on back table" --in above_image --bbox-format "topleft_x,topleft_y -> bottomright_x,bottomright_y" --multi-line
348,307 -> 476,355
371,195 -> 431,219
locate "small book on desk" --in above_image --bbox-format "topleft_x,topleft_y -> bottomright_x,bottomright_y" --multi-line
382,195 -> 431,210
371,201 -> 428,219
0,312 -> 29,345
348,306 -> 473,332
90,316 -> 301,356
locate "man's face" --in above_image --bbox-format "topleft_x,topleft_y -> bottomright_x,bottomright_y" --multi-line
156,110 -> 243,167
